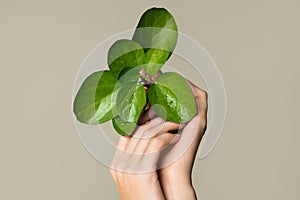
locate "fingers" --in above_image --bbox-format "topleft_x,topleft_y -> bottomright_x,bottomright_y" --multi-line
189,81 -> 208,112
145,120 -> 183,138
188,81 -> 208,125
112,126 -> 179,173
124,117 -> 180,152
137,108 -> 184,137
116,135 -> 131,151
112,79 -> 208,173
160,81 -> 207,155
115,114 -> 180,154
147,132 -> 180,152
116,82 -> 207,154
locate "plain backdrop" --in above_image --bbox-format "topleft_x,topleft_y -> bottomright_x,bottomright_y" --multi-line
1,0 -> 299,199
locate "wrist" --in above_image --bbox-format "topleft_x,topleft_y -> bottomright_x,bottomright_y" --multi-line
111,171 -> 165,200
161,181 -> 196,200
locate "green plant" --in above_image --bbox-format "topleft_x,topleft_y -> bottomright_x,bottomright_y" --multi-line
73,7 -> 197,136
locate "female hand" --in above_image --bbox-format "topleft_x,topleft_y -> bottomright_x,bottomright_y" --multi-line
158,83 -> 208,200
110,81 -> 208,200
109,110 -> 183,200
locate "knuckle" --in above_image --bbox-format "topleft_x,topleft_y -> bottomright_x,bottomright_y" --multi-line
109,167 -> 116,177
199,119 -> 207,129
199,89 -> 208,100
117,136 -> 130,149
150,137 -> 164,148
119,136 -> 130,143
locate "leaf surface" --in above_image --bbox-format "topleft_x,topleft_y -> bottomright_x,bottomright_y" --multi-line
115,82 -> 147,123
73,70 -> 118,124
132,8 -> 178,75
107,39 -> 145,76
148,72 -> 196,123
112,117 -> 136,136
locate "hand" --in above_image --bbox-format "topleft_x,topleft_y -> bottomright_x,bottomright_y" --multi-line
109,81 -> 208,200
158,82 -> 208,200
110,111 -> 183,200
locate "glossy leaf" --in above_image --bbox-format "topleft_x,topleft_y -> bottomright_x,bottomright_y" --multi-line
148,72 -> 196,123
112,116 -> 136,136
143,49 -> 170,76
132,8 -> 178,75
73,70 -> 118,124
107,39 -> 145,77
115,82 -> 147,123
118,65 -> 144,84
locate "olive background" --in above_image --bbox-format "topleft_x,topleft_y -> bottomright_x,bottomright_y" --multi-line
1,0 -> 299,199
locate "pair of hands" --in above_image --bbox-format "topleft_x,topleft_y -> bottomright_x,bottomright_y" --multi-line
110,82 -> 208,200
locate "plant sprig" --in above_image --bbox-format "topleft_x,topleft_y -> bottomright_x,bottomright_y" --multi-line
73,7 -> 197,136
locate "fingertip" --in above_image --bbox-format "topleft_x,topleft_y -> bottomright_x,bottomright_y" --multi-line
117,136 -> 131,150
164,121 -> 184,131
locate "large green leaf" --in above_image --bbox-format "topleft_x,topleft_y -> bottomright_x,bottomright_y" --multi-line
112,116 -> 136,136
73,70 -> 118,124
132,7 -> 178,75
115,82 -> 147,123
107,39 -> 145,77
148,72 -> 196,123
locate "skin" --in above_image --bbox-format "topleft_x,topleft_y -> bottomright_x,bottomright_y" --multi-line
110,82 -> 208,200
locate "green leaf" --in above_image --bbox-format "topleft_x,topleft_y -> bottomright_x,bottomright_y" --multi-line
118,65 -> 143,83
115,82 -> 147,123
143,49 -> 170,76
148,72 -> 197,123
132,7 -> 178,75
112,116 -> 136,136
107,39 -> 145,77
73,70 -> 118,124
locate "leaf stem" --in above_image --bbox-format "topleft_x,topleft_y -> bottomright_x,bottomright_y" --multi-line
139,75 -> 152,86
